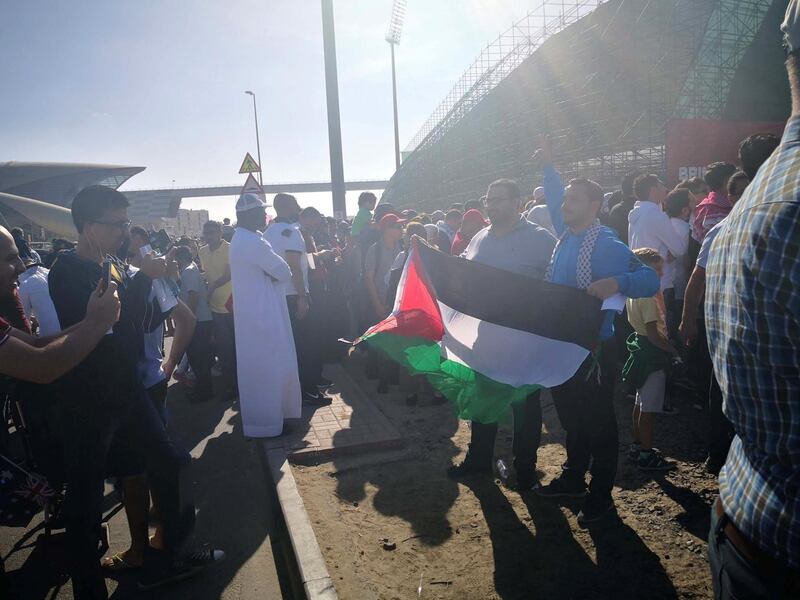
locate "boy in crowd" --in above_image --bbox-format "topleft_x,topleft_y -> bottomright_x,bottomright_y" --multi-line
175,244 -> 215,402
351,191 -> 377,237
622,248 -> 680,471
199,220 -> 237,400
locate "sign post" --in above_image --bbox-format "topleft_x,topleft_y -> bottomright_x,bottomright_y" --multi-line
238,152 -> 261,176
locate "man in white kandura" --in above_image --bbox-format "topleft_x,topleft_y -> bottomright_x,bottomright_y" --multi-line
229,192 -> 301,437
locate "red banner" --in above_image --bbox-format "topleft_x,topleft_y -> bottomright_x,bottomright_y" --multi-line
665,119 -> 786,185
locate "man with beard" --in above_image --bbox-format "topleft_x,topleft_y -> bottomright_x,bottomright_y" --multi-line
447,178 -> 555,491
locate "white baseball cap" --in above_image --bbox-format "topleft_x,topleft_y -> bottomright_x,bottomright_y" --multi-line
236,192 -> 267,213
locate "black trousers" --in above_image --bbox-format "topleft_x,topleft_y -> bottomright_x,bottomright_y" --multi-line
186,320 -> 214,399
146,379 -> 169,425
211,312 -> 237,392
54,393 -> 194,599
708,372 -> 734,465
287,295 -> 323,393
468,391 -> 542,481
551,339 -> 619,499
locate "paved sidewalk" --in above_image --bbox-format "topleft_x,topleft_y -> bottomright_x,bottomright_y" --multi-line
1,378 -> 283,599
263,363 -> 404,464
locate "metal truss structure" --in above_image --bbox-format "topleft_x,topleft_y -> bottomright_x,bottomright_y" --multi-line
406,1 -> 608,153
385,0 -> 781,210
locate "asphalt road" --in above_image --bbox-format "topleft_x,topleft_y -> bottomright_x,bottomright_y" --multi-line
1,371 -> 284,599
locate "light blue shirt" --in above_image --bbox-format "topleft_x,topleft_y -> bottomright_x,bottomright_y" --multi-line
464,218 -> 555,279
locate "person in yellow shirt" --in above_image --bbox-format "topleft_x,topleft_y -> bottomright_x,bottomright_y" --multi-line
198,220 -> 237,399
622,248 -> 679,472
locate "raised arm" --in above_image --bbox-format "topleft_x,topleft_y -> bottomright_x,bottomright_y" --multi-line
533,139 -> 566,236
543,164 -> 566,237
0,281 -> 120,384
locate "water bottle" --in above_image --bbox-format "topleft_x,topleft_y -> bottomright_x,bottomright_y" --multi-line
495,458 -> 509,482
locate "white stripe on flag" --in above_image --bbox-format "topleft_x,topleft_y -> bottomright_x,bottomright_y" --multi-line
438,301 -> 589,388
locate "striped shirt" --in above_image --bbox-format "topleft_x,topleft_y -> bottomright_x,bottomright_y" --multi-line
705,115 -> 799,570
0,316 -> 10,346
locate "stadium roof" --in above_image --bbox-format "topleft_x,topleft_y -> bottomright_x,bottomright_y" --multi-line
0,162 -> 144,207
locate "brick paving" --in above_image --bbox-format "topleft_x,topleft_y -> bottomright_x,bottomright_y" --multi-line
262,363 -> 404,463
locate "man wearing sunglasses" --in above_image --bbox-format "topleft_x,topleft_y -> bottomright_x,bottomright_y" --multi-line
37,186 -> 222,598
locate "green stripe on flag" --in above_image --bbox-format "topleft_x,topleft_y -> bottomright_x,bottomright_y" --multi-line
365,332 -> 541,424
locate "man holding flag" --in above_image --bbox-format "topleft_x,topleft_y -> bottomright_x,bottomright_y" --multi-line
446,178 -> 555,491
534,140 -> 660,524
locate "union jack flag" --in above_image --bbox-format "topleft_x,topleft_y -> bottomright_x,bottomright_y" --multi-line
0,454 -> 53,527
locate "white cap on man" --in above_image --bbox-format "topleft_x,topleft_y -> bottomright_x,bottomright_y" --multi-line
236,192 -> 267,213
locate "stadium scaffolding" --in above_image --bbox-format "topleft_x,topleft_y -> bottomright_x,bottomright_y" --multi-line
385,0 -> 784,210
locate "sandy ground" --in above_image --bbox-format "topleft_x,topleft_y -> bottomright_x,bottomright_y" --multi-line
294,359 -> 718,600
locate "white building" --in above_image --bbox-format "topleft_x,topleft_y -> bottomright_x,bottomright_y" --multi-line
163,208 -> 209,238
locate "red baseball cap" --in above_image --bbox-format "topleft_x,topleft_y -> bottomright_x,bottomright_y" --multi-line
378,213 -> 408,230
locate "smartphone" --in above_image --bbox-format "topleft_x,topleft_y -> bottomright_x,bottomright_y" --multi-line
139,244 -> 153,258
149,229 -> 172,254
102,259 -> 112,291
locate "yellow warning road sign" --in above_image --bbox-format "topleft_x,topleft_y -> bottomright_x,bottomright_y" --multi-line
238,152 -> 261,174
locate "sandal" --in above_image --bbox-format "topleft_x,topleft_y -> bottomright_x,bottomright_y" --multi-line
101,552 -> 142,571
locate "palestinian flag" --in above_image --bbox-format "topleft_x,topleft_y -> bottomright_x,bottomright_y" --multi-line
357,237 -> 605,423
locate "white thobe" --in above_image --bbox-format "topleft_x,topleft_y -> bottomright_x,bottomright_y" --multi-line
230,228 -> 301,437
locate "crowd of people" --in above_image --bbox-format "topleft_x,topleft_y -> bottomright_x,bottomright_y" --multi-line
2,5 -> 799,599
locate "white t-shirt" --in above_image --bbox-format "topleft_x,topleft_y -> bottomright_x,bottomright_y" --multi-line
18,265 -> 61,336
264,222 -> 309,296
628,201 -> 688,290
668,217 -> 691,298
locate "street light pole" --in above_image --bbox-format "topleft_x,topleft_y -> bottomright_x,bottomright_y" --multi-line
386,0 -> 406,172
244,90 -> 263,185
389,42 -> 400,171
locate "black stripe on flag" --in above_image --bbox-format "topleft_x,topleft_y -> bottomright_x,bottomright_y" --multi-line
417,240 -> 605,351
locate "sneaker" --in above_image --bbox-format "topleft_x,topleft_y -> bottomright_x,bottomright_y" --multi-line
637,449 -> 674,471
627,442 -> 642,461
316,377 -> 333,391
535,475 -> 587,499
446,460 -> 492,479
138,546 -> 225,591
577,495 -> 616,526
302,391 -> 332,406
661,404 -> 680,417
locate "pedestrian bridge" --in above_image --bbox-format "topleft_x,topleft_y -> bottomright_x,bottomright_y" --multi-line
123,178 -> 389,224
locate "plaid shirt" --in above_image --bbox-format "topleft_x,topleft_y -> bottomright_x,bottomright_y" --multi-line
705,115 -> 800,570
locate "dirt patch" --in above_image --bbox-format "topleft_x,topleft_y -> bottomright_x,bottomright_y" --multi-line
294,360 -> 717,599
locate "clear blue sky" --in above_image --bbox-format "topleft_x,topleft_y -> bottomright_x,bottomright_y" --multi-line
0,0 -> 534,220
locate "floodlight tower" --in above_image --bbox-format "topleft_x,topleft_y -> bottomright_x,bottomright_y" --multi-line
386,0 -> 406,171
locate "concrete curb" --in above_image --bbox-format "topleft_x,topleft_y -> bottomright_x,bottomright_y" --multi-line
265,447 -> 338,600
